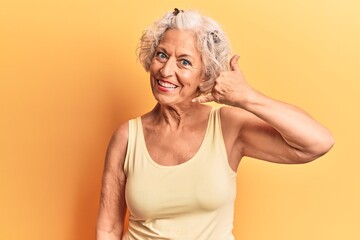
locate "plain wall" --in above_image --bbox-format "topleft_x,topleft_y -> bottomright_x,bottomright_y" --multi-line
1,0 -> 359,239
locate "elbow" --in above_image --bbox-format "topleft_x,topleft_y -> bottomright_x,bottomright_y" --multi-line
315,130 -> 335,157
322,133 -> 335,153
296,133 -> 335,164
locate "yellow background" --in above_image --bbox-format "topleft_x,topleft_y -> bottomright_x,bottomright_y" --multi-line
1,0 -> 359,239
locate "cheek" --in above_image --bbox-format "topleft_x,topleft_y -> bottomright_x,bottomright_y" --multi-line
149,61 -> 156,73
182,72 -> 200,85
194,69 -> 206,85
183,75 -> 203,90
149,57 -> 162,71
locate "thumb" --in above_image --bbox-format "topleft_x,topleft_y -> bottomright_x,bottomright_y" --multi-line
192,94 -> 216,103
229,54 -> 240,72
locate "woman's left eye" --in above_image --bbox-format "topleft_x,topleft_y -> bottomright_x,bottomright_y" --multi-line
180,59 -> 192,67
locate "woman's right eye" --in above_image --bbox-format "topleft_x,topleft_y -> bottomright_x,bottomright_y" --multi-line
156,51 -> 167,59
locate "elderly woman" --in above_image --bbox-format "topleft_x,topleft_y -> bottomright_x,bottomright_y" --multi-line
96,8 -> 334,240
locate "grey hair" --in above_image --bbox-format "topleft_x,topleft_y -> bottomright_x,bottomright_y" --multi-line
137,9 -> 232,94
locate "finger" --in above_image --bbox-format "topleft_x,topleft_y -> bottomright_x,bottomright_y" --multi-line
229,54 -> 240,72
192,94 -> 216,103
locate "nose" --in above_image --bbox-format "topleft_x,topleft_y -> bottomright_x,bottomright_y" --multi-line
160,57 -> 176,78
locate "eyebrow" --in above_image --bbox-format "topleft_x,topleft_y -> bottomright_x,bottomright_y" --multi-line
156,47 -> 195,60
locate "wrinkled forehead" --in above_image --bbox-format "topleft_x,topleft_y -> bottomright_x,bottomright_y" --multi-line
158,29 -> 202,58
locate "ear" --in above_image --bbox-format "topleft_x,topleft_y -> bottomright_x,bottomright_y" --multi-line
199,79 -> 215,94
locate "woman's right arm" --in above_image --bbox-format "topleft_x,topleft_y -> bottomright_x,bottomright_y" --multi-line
96,123 -> 129,240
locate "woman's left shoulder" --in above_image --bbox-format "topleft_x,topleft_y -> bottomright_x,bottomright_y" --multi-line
218,106 -> 262,135
219,106 -> 254,122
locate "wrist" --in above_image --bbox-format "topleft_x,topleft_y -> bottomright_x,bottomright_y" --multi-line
232,87 -> 261,110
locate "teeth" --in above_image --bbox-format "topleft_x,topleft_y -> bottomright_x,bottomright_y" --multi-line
158,80 -> 177,88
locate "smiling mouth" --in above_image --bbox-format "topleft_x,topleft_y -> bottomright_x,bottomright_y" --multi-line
157,79 -> 178,90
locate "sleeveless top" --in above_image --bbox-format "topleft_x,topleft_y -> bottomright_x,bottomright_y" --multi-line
123,107 -> 237,240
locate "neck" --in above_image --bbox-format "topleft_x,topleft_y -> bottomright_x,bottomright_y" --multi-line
151,103 -> 203,129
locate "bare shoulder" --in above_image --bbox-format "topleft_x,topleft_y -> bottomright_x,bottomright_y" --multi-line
218,106 -> 252,146
219,106 -> 258,128
219,106 -> 269,145
111,122 -> 129,147
220,106 -> 273,138
104,122 -> 129,173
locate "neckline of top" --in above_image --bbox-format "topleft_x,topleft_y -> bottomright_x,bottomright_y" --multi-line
138,107 -> 216,169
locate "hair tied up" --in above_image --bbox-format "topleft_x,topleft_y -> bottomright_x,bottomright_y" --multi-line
173,8 -> 183,16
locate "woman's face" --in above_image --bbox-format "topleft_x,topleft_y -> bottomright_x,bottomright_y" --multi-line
149,29 -> 204,106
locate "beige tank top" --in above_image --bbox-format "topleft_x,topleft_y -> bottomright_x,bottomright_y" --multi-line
123,107 -> 237,240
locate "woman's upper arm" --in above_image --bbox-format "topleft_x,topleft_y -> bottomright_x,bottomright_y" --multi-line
221,107 -> 305,164
97,122 -> 129,238
238,115 -> 301,164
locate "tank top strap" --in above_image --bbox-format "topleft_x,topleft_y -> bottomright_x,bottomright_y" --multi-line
206,106 -> 223,144
206,106 -> 236,176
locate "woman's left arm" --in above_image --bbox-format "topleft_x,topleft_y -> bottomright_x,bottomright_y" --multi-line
193,55 -> 334,164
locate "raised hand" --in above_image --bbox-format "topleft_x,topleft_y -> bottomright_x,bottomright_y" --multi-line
192,55 -> 253,108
